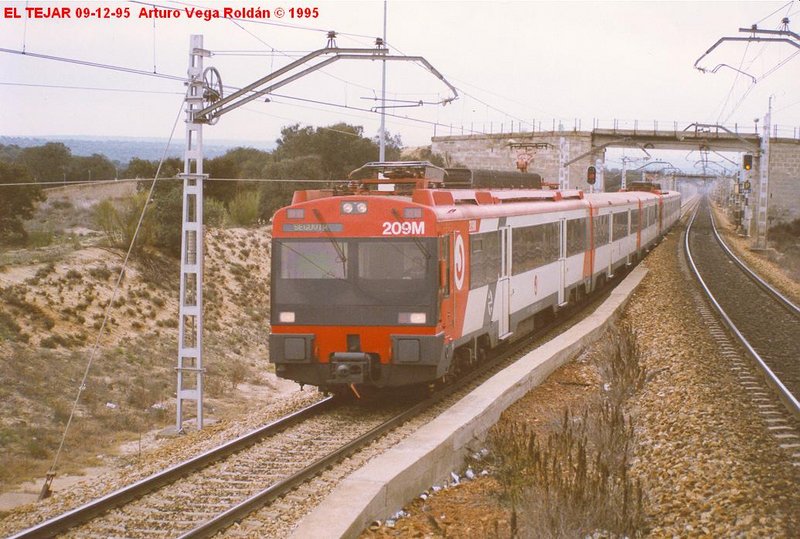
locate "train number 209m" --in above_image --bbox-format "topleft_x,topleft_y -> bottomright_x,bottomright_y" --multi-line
382,221 -> 425,235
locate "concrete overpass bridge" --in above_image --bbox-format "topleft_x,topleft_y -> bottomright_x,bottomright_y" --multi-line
431,121 -> 800,247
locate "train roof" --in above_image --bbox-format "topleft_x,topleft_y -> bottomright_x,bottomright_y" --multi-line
287,161 -> 678,222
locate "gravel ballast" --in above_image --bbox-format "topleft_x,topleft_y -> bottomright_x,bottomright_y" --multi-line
362,211 -> 800,537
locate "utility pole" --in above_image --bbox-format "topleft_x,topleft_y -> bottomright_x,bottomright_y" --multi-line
755,97 -> 771,249
379,0 -> 387,161
620,158 -> 628,191
558,137 -> 569,190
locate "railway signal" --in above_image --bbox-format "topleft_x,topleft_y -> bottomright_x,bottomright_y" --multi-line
743,154 -> 753,170
586,165 -> 597,185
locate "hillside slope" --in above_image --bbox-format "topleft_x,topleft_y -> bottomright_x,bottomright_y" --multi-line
0,187 -> 292,499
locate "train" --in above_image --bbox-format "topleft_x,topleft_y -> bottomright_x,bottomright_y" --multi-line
269,162 -> 681,395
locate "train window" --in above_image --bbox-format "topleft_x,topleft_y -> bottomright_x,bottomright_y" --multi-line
278,240 -> 348,279
631,208 -> 640,231
593,214 -> 610,246
566,218 -> 587,257
470,231 -> 501,289
358,242 -> 427,280
512,222 -> 559,275
612,212 -> 628,240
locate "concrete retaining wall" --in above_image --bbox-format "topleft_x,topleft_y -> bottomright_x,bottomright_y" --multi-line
768,140 -> 800,224
291,266 -> 649,539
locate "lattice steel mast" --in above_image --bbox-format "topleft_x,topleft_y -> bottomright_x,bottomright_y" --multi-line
176,35 -> 209,432
174,34 -> 457,432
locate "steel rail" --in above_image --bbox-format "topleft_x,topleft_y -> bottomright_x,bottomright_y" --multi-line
178,390 -> 442,539
707,209 -> 800,317
177,251 -> 655,538
8,397 -> 336,539
685,204 -> 800,419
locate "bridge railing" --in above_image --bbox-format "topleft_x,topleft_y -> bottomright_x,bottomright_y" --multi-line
439,118 -> 800,140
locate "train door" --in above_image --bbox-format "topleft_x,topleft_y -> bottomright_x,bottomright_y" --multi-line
558,218 -> 567,306
498,226 -> 512,338
625,208 -> 632,266
439,234 -> 453,332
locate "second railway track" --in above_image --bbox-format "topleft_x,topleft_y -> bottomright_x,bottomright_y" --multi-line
686,198 -> 800,416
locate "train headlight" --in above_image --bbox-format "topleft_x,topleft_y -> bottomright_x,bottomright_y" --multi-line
399,312 -> 426,324
341,201 -> 367,214
279,311 -> 296,323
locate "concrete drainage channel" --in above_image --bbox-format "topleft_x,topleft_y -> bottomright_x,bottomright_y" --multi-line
292,266 -> 649,539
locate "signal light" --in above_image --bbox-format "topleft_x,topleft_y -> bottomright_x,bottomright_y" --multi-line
586,166 -> 597,185
743,154 -> 753,170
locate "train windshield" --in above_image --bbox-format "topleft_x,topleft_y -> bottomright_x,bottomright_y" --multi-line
272,237 -> 437,325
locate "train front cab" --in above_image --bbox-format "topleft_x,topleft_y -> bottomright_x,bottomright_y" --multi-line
269,194 -> 457,392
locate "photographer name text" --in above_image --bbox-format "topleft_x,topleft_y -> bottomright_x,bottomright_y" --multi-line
2,5 -> 319,21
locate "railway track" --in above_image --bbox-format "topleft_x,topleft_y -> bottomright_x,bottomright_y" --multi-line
9,267 -> 624,538
685,198 -> 800,422
12,397 -> 419,539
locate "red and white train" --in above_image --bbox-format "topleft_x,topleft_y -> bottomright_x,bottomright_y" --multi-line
269,162 -> 680,393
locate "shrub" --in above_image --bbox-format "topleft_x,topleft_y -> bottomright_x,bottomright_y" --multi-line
205,197 -> 228,227
0,310 -> 23,342
93,193 -> 155,254
27,228 -> 54,248
88,266 -> 112,280
35,263 -> 56,279
228,190 -> 262,226
51,199 -> 73,210
490,327 -> 647,538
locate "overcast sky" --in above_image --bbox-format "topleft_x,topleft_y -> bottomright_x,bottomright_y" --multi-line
1,0 -> 798,159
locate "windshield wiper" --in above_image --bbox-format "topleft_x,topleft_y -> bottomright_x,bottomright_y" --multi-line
313,209 -> 347,273
392,209 -> 431,260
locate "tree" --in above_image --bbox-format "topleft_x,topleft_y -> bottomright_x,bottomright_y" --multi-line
0,162 -> 45,240
19,142 -> 71,183
374,131 -> 404,161
272,123 -> 383,180
68,154 -> 116,182
125,158 -> 158,179
204,147 -> 271,204
259,155 -> 323,220
125,157 -> 182,180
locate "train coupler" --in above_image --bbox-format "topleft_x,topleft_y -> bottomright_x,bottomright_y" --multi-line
328,352 -> 373,384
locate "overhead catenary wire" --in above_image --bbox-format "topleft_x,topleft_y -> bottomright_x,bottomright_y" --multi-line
0,178 -> 352,187
42,91 -> 187,486
0,47 -> 186,82
1,23 -> 488,140
0,81 -> 183,95
715,41 -> 751,124
754,1 -> 795,25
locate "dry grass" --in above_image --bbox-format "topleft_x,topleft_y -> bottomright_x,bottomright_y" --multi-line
0,190 -> 275,494
490,326 -> 647,538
